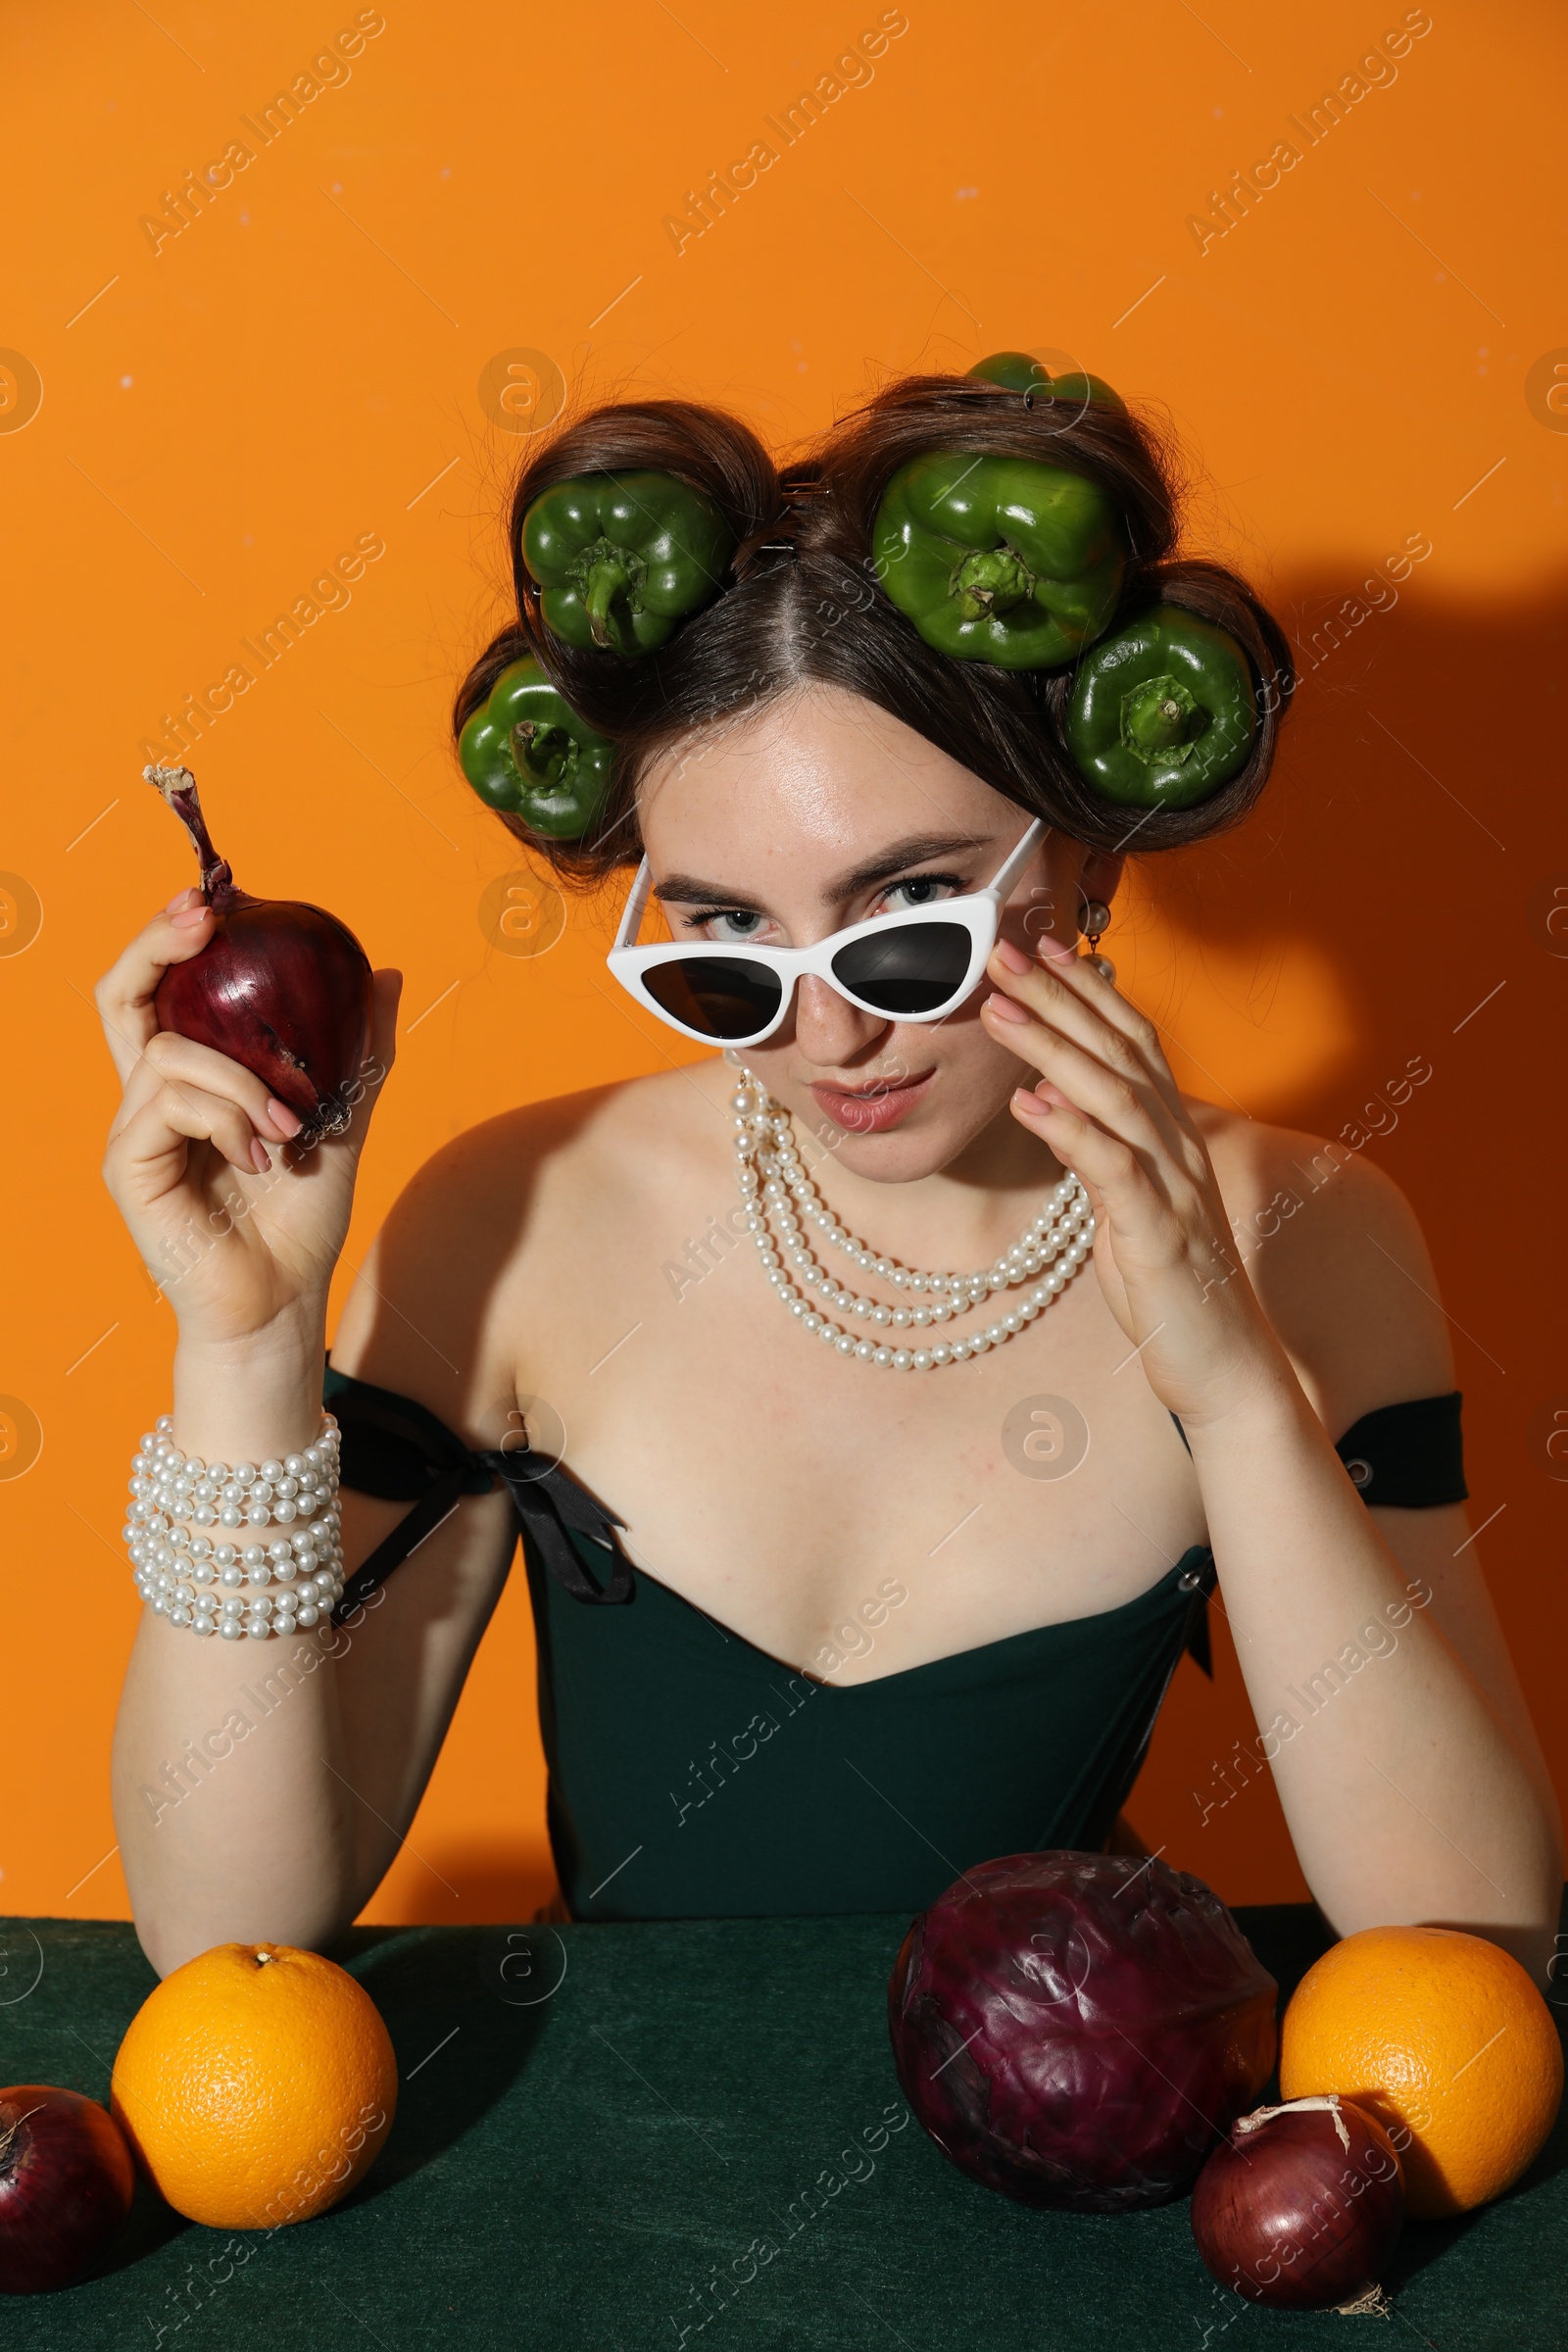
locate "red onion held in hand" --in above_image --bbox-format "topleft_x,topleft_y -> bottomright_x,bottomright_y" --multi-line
0,2084 -> 135,2294
1190,2093 -> 1404,2313
146,764 -> 374,1145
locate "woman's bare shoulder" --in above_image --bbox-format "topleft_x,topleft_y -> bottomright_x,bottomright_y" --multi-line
329,1062 -> 730,1423
1188,1099 -> 1457,1431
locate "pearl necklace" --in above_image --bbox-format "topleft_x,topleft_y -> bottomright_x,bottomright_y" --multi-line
730,1073 -> 1096,1370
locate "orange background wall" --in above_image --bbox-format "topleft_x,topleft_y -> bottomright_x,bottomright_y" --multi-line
2,0 -> 1564,1927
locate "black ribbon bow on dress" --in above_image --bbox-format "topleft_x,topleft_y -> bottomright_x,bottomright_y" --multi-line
483,1446 -> 634,1605
325,1366 -> 634,1625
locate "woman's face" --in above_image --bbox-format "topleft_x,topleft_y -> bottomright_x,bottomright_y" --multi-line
635,681 -> 1119,1183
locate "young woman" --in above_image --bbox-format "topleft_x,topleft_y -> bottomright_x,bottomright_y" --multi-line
99,366 -> 1560,1982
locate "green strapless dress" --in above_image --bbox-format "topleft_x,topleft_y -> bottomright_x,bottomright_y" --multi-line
320,1360 -> 1464,1922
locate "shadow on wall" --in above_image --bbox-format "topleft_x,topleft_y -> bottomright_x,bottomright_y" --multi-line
1124,572 -> 1568,1904
1121,570 -> 1562,1128
386,1840 -> 563,1926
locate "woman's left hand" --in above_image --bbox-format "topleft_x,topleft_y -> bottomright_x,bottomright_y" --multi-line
980,933 -> 1286,1429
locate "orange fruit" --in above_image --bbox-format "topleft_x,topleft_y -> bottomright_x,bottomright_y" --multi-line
1280,1925 -> 1562,2219
110,1943 -> 398,2230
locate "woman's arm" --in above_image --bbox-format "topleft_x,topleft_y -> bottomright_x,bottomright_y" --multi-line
99,893 -> 526,1974
1190,1146 -> 1560,1980
981,935 -> 1563,1984
117,1112 -> 582,1972
1187,1380 -> 1560,1984
112,1314 -> 353,1974
111,1306 -> 522,1975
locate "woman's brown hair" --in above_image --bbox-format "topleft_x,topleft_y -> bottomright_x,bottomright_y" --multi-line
454,373 -> 1295,885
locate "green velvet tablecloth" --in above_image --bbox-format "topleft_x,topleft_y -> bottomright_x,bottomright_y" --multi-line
1,1905 -> 1564,2349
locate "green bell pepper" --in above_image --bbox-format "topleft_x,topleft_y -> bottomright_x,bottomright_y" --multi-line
458,660 -> 613,838
521,470 -> 735,657
1064,605 -> 1257,809
966,351 -> 1126,414
873,452 -> 1126,669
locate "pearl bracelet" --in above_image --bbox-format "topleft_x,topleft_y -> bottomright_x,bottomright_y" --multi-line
123,1412 -> 348,1640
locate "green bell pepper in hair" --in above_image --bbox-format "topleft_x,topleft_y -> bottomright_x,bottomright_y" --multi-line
459,659 -> 614,838
966,352 -> 1126,414
521,470 -> 735,657
873,451 -> 1126,669
1064,605 -> 1257,809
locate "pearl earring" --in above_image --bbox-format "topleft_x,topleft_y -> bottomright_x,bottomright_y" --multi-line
1079,898 -> 1115,982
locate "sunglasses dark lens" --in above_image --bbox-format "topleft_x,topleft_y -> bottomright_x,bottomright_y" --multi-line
643,957 -> 784,1040
831,920 -> 972,1015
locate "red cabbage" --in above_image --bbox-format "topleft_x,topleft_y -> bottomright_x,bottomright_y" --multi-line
888,1850 -> 1278,2212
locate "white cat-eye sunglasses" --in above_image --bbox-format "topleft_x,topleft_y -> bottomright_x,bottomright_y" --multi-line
607,816 -> 1045,1047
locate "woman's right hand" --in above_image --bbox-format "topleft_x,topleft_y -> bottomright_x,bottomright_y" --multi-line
96,887 -> 403,1348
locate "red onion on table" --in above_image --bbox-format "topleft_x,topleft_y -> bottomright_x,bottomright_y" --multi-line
0,2084 -> 135,2294
887,1851 -> 1278,2212
145,764 -> 374,1145
1190,2093 -> 1405,2312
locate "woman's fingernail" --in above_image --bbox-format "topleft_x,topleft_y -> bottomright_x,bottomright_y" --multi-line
250,1138 -> 271,1172
166,886 -> 197,914
993,937 -> 1032,973
1036,932 -> 1075,963
171,904 -> 209,929
1012,1087 -> 1050,1114
267,1099 -> 303,1137
985,990 -> 1031,1024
